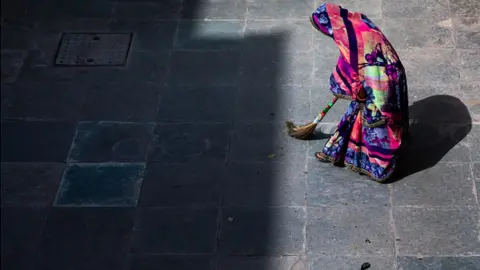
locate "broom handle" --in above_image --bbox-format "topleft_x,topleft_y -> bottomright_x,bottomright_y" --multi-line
312,96 -> 338,124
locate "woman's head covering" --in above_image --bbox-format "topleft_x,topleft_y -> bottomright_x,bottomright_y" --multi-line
310,2 -> 405,125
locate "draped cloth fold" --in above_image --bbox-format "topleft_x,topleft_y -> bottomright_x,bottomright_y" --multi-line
311,2 -> 409,182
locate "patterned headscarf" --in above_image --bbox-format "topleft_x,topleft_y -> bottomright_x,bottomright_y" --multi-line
310,2 -> 406,128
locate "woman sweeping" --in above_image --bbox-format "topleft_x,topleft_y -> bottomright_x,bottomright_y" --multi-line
288,3 -> 409,182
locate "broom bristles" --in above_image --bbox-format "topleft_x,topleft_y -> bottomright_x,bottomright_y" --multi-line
285,121 -> 317,140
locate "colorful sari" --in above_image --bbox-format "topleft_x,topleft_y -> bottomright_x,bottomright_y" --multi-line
311,3 -> 409,182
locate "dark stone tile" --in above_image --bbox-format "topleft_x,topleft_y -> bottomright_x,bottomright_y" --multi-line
229,123 -> 308,163
392,163 -> 476,207
309,256 -> 394,270
1,163 -> 64,207
1,208 -> 48,270
1,84 -> 13,119
306,165 -> 390,207
148,123 -> 230,163
37,207 -> 134,270
128,255 -> 214,270
109,20 -> 177,52
18,51 -> 169,86
223,162 -> 306,207
139,161 -> 225,207
68,122 -> 154,162
454,17 -> 480,50
393,207 -> 480,256
0,121 -> 76,162
306,206 -> 393,256
245,0 -> 312,19
450,0 -> 480,17
157,85 -> 235,122
113,0 -> 182,20
131,208 -> 218,254
382,0 -> 450,19
397,256 -> 480,270
218,256 -> 307,270
0,18 -> 37,50
2,82 -> 86,121
55,163 -> 145,206
457,50 -> 480,83
81,82 -> 162,121
44,0 -> 115,19
240,51 -> 313,86
382,18 -> 454,49
235,84 -> 311,123
244,20 -> 313,52
398,49 -> 459,87
168,51 -> 240,86
1,50 -> 27,84
0,0 -> 49,19
181,0 -> 246,20
175,21 -> 244,50
219,207 -> 305,256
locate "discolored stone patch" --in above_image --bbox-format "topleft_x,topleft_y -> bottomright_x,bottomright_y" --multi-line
54,163 -> 145,206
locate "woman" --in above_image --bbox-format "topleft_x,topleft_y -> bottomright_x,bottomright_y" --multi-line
311,3 -> 409,182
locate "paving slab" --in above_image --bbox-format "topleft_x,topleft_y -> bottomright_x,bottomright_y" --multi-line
393,207 -> 480,256
131,207 -> 218,254
1,163 -> 64,207
36,207 -> 134,270
54,163 -> 145,206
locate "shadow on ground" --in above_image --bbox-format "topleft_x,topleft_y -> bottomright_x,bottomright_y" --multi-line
393,95 -> 472,182
306,95 -> 472,183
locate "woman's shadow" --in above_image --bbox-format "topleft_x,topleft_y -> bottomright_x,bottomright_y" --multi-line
391,94 -> 472,182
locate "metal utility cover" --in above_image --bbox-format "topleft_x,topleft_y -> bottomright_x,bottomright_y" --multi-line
54,33 -> 133,66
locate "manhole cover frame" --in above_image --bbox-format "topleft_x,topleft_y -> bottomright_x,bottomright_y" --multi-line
54,32 -> 134,67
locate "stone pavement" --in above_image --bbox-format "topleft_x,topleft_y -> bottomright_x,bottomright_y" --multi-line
1,0 -> 479,269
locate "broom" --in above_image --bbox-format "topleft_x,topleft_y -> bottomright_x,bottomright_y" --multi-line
286,96 -> 338,139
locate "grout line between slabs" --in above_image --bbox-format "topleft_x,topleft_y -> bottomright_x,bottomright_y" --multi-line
388,184 -> 399,269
